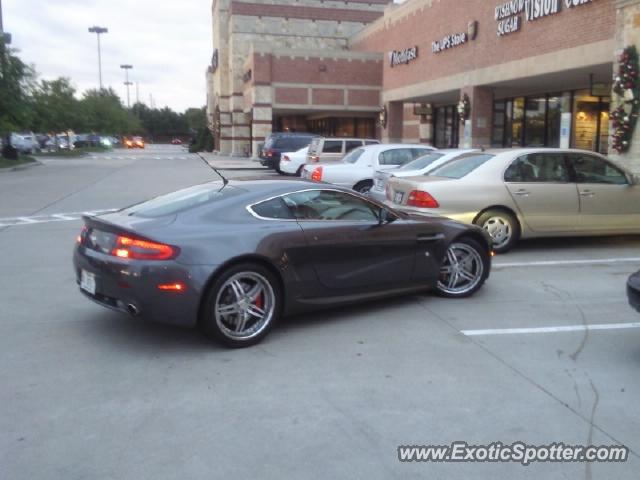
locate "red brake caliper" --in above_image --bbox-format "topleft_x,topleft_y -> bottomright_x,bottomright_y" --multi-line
254,292 -> 264,310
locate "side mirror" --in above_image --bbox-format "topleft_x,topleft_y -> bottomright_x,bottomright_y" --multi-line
378,207 -> 397,224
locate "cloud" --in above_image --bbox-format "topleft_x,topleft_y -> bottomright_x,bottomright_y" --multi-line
4,0 -> 211,112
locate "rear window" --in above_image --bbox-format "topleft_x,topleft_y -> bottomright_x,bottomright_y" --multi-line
123,183 -> 236,218
429,154 -> 494,179
322,140 -> 343,153
397,152 -> 444,171
343,148 -> 365,164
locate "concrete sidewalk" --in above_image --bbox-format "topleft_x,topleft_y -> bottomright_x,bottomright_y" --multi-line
198,152 -> 267,170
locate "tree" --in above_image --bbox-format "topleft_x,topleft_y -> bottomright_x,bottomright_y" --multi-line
0,39 -> 36,133
184,107 -> 206,132
31,78 -> 80,133
79,88 -> 142,134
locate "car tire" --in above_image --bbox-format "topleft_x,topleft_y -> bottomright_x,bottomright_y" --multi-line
353,180 -> 374,194
295,166 -> 305,177
200,263 -> 282,348
474,209 -> 520,253
436,237 -> 490,298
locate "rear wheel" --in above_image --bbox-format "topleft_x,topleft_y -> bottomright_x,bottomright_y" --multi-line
474,209 -> 520,253
353,180 -> 373,194
295,165 -> 305,177
201,263 -> 281,347
436,237 -> 489,298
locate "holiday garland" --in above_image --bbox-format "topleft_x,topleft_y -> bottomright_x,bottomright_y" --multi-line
611,46 -> 640,153
457,94 -> 471,123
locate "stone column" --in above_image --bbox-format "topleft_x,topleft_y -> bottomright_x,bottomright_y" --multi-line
612,0 -> 640,173
460,86 -> 494,149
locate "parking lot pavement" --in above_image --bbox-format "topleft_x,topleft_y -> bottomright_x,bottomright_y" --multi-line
0,154 -> 638,479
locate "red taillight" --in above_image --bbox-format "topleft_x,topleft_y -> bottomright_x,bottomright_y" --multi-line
157,282 -> 186,292
266,149 -> 274,157
110,235 -> 177,260
310,166 -> 323,182
282,155 -> 290,162
407,190 -> 439,208
77,225 -> 88,244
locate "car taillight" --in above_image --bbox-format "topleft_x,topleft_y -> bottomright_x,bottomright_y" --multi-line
407,190 -> 439,208
77,225 -> 88,244
282,155 -> 290,162
311,166 -> 323,182
110,235 -> 178,260
266,149 -> 274,157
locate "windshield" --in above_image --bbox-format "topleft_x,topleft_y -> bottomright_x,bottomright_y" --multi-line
429,154 -> 494,179
397,152 -> 444,171
343,147 -> 365,164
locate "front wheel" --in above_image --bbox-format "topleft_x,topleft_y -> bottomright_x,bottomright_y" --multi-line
436,238 -> 490,298
200,263 -> 281,347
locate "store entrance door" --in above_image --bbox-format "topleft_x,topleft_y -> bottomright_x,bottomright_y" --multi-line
434,105 -> 459,148
572,92 -> 610,154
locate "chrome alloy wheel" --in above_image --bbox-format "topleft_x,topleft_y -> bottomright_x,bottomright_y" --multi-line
481,216 -> 512,250
214,272 -> 275,340
437,243 -> 485,296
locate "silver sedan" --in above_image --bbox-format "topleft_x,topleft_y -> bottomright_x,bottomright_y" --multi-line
385,148 -> 640,252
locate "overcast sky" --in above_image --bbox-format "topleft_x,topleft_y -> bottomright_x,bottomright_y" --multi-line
3,0 -> 211,112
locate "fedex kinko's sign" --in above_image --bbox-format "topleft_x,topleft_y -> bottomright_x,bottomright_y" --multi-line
495,0 -> 595,37
389,47 -> 418,67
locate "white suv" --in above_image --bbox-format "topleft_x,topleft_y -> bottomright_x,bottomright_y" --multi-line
302,144 -> 435,193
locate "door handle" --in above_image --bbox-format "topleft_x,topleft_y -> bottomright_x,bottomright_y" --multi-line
580,190 -> 595,197
417,233 -> 445,243
513,189 -> 530,196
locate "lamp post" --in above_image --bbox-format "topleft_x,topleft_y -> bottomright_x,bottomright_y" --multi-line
1,0 -> 11,44
120,64 -> 133,108
88,26 -> 108,90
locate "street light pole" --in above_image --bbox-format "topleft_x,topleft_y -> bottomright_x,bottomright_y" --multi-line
88,26 -> 108,90
120,64 -> 133,108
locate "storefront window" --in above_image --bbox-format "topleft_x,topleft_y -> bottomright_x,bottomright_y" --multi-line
524,96 -> 546,147
546,94 -> 569,148
512,98 -> 525,147
434,106 -> 459,148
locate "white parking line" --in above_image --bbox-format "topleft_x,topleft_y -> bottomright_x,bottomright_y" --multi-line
0,209 -> 119,228
462,322 -> 640,337
493,258 -> 640,269
17,217 -> 38,223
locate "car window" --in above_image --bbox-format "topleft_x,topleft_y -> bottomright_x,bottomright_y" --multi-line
378,148 -> 415,166
292,137 -> 314,149
568,154 -> 628,185
397,152 -> 445,171
410,148 -> 431,159
343,148 -> 365,164
345,140 -> 363,152
429,154 -> 494,179
250,197 -> 294,220
504,153 -> 570,183
365,140 -> 379,145
322,140 -> 343,153
282,190 -> 379,222
124,183 -> 240,217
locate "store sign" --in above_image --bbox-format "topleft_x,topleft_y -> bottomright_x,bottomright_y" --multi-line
432,21 -> 478,54
494,0 -> 594,37
389,46 -> 418,67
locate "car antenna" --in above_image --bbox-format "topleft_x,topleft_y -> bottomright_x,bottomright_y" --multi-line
196,151 -> 228,186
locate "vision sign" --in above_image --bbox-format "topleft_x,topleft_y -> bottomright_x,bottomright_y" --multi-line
495,0 -> 594,37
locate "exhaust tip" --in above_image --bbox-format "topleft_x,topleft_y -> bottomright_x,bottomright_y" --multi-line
126,303 -> 140,316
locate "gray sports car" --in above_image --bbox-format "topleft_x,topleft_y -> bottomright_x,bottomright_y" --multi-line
74,179 -> 492,347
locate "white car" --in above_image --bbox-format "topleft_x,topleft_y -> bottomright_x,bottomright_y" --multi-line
369,149 -> 479,202
301,143 -> 435,193
278,146 -> 310,176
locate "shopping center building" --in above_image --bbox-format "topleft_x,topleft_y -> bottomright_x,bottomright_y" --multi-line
207,0 -> 640,172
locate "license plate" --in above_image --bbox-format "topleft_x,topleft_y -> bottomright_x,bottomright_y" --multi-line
80,270 -> 96,295
394,192 -> 404,204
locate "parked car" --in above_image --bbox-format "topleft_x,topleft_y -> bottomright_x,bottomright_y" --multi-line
306,137 -> 380,165
73,179 -> 492,347
10,133 -> 39,154
259,132 -> 318,171
629,270 -> 640,313
370,149 -> 478,203
125,136 -> 145,148
385,148 -> 640,253
278,146 -> 310,176
302,144 -> 435,193
171,138 -> 183,145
